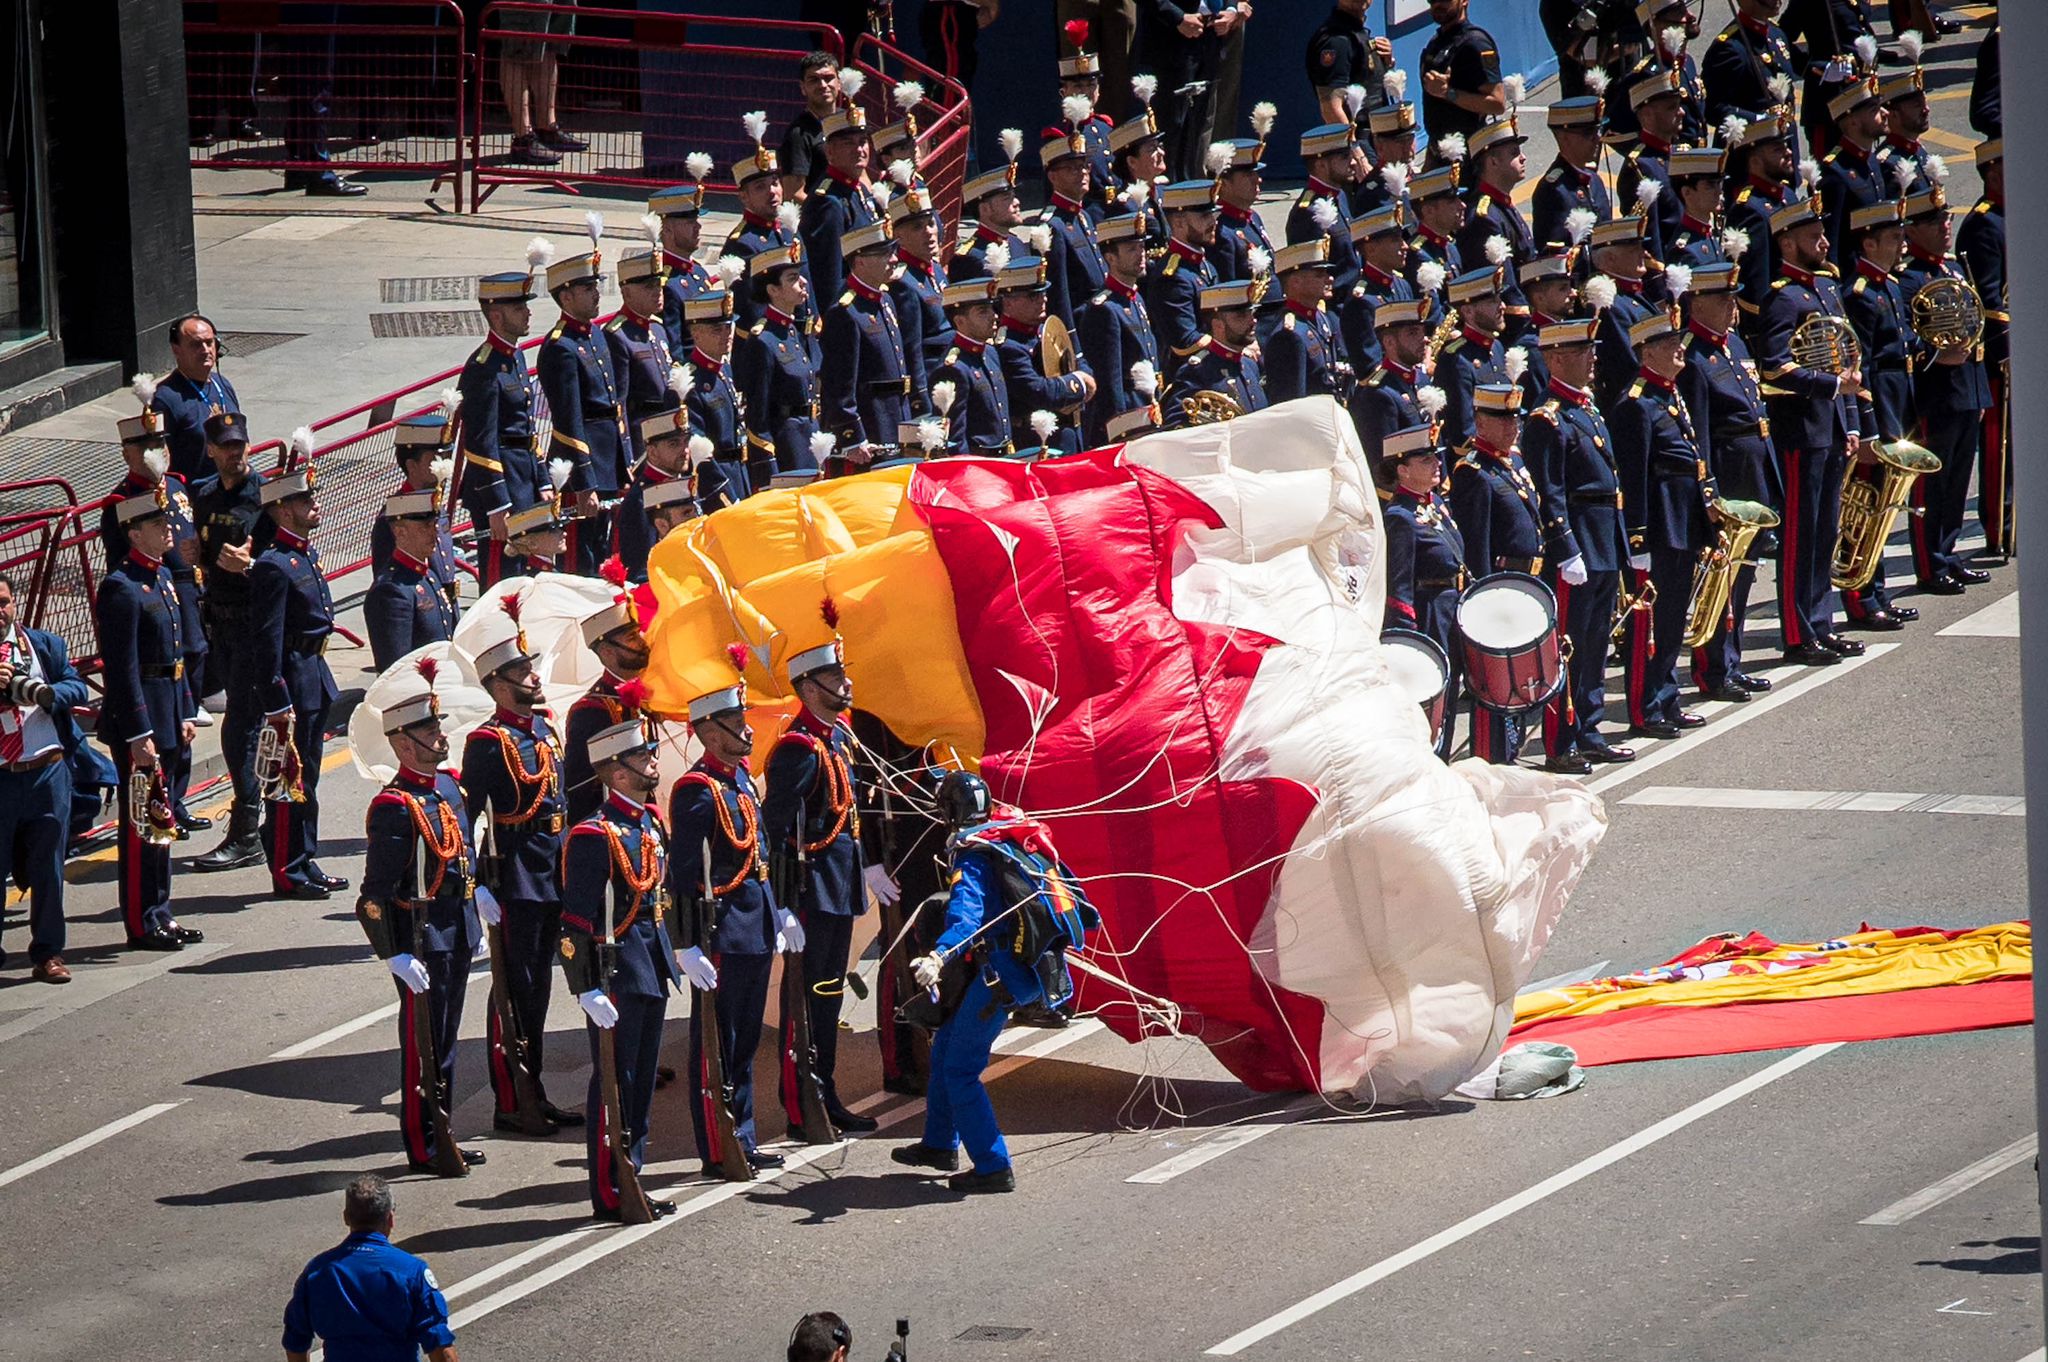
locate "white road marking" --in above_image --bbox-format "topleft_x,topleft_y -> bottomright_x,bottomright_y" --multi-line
272,962 -> 490,1059
1126,1099 -> 1317,1185
0,1102 -> 185,1190
1205,1043 -> 1841,1356
0,942 -> 230,1044
1623,787 -> 2025,817
2009,1349 -> 2044,1362
435,1019 -> 1104,1329
1938,1298 -> 1996,1315
1583,645 -> 1896,796
1860,1133 -> 2038,1226
1939,590 -> 2021,638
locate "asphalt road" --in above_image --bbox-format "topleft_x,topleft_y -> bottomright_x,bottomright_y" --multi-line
1,11 -> 2033,1362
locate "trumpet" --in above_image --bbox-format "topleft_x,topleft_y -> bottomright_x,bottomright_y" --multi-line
256,720 -> 306,804
1609,575 -> 1657,647
129,766 -> 178,846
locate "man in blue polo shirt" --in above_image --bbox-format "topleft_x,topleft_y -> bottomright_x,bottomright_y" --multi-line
282,1176 -> 456,1362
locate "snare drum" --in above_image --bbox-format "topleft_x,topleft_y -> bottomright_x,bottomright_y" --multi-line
1380,629 -> 1453,746
1455,572 -> 1565,714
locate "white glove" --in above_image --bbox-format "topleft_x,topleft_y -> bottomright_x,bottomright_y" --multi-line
911,953 -> 942,991
578,988 -> 620,1029
387,954 -> 430,994
678,945 -> 720,991
863,864 -> 901,908
1823,57 -> 1852,82
775,909 -> 807,954
1560,554 -> 1589,587
474,885 -> 502,926
1628,553 -> 1652,573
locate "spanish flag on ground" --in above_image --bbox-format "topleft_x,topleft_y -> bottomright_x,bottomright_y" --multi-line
1508,923 -> 2033,1066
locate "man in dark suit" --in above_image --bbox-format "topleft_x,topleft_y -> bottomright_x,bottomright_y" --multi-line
0,574 -> 90,982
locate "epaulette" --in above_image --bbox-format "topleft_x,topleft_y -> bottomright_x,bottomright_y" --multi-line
1297,189 -> 1315,206
1475,194 -> 1493,216
1822,149 -> 1840,165
1442,336 -> 1467,355
1626,147 -> 1642,164
1283,312 -> 1297,331
471,343 -> 491,362
1628,380 -> 1646,398
1770,278 -> 1789,289
838,290 -> 855,308
1530,400 -> 1561,425
1164,255 -> 1181,276
1456,452 -> 1480,470
604,316 -> 623,331
1543,167 -> 1563,184
1734,186 -> 1753,204
1851,276 -> 1868,295
943,347 -> 961,366
1090,290 -> 1109,306
749,320 -> 767,336
1818,264 -> 1841,278
567,818 -> 610,839
547,323 -> 567,339
1972,201 -> 1992,215
1366,366 -> 1387,386
1091,112 -> 1115,130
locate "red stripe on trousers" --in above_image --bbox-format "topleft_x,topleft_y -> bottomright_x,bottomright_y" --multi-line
1779,449 -> 1804,647
488,1001 -> 516,1114
399,989 -> 431,1165
1543,576 -> 1570,755
1908,472 -> 1934,583
1626,570 -> 1650,727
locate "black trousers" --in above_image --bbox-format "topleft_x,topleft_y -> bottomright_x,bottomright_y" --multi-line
782,909 -> 855,1113
396,950 -> 470,1166
689,950 -> 772,1163
488,896 -> 562,1114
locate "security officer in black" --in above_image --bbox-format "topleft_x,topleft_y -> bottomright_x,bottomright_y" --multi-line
1260,238 -> 1348,405
1350,297 -> 1433,464
249,464 -> 344,900
1451,383 -> 1546,764
798,105 -> 882,304
733,245 -> 824,486
929,277 -> 1014,455
1703,0 -> 1796,130
1530,97 -> 1613,255
1077,213 -> 1162,446
1306,0 -> 1390,127
96,489 -> 203,950
1839,200 -> 1914,628
1381,425 -> 1467,762
459,261 -> 547,589
1898,185 -> 1992,596
995,253 -> 1096,456
678,288 -> 751,509
1163,280 -> 1269,427
1520,320 -> 1634,773
1435,266 -> 1510,454
189,411 -> 272,872
1148,180 -> 1224,376
606,243 -> 679,476
365,491 -> 459,671
1418,0 -> 1505,145
1679,262 -> 1791,698
539,235 -> 628,575
821,220 -> 913,470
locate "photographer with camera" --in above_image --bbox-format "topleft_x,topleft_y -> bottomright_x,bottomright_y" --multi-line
788,1311 -> 909,1362
0,574 -> 89,983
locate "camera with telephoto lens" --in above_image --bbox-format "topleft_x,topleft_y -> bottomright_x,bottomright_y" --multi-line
8,675 -> 53,711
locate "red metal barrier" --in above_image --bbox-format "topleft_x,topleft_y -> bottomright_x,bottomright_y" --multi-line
848,35 -> 971,226
185,0 -> 467,204
0,498 -> 111,684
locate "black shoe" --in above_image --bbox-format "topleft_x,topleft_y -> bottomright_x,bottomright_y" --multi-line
1630,720 -> 1680,740
1817,634 -> 1865,657
534,125 -> 589,151
1671,710 -> 1707,729
193,834 -> 265,871
1783,643 -> 1842,666
273,881 -> 331,901
305,174 -> 367,197
949,1166 -> 1017,1195
308,870 -> 351,892
505,134 -> 562,165
1699,684 -> 1751,704
746,1148 -> 786,1170
1010,1002 -> 1070,1029
825,1106 -> 879,1133
493,1111 -> 556,1135
1543,752 -> 1594,775
648,1197 -> 677,1218
127,928 -> 184,952
1581,743 -> 1635,764
786,1124 -> 835,1145
882,1072 -> 927,1097
1930,12 -> 1961,35
1732,671 -> 1773,692
168,924 -> 205,944
459,1148 -> 486,1165
1889,606 -> 1920,623
1917,576 -> 1966,595
1954,566 -> 1991,585
543,1103 -> 586,1127
1848,610 -> 1906,631
175,809 -> 213,833
891,1142 -> 961,1172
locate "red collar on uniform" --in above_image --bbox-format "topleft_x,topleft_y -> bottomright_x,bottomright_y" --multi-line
641,464 -> 674,486
827,165 -> 862,191
1782,262 -> 1816,286
1460,324 -> 1494,348
606,790 -> 645,816
975,223 -> 1011,246
1530,310 -> 1560,328
393,548 -> 430,573
1639,132 -> 1671,155
1382,358 -> 1416,381
663,250 -> 696,272
1838,137 -> 1871,162
1417,223 -> 1450,246
494,707 -> 535,732
1688,318 -> 1729,346
1205,335 -> 1244,362
1548,376 -> 1591,405
622,305 -> 655,328
699,752 -> 739,777
1738,10 -> 1772,35
1610,275 -> 1645,295
1003,318 -> 1041,342
128,548 -> 164,571
1680,213 -> 1715,236
1474,436 -> 1514,460
1636,366 -> 1677,392
743,209 -> 773,227
1107,274 -> 1141,300
1908,244 -> 1946,268
1051,191 -> 1084,213
274,527 -> 311,551
1886,134 -> 1922,158
764,306 -> 795,327
954,333 -> 988,356
1363,262 -> 1398,287
849,273 -> 885,302
1286,299 -> 1321,321
560,316 -> 593,338
1220,201 -> 1254,224
1857,257 -> 1893,283
487,331 -> 518,355
1306,175 -> 1339,199
1479,180 -> 1514,203
1749,174 -> 1786,200
792,705 -> 839,738
396,765 -> 437,789
1167,238 -> 1206,264
689,346 -> 722,375
896,244 -> 936,277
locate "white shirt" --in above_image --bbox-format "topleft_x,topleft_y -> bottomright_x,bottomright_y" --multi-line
2,630 -> 61,763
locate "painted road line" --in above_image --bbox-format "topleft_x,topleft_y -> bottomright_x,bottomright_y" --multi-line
2010,1350 -> 2044,1362
1860,1133 -> 2039,1226
0,1101 -> 185,1191
1584,645 -> 1896,796
1940,590 -> 2020,638
1126,1098 -> 1319,1185
1623,787 -> 2025,817
1205,1043 -> 1841,1356
436,1019 -> 1105,1330
272,961 -> 490,1059
0,941 -> 229,1045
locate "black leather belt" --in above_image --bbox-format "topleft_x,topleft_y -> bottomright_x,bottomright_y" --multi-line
864,377 -> 913,396
139,661 -> 185,680
1418,570 -> 1469,591
768,401 -> 821,420
1495,555 -> 1545,574
1570,491 -> 1624,507
285,634 -> 332,656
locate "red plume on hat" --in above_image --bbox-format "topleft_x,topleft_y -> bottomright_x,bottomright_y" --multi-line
1064,18 -> 1090,49
415,656 -> 440,689
616,677 -> 652,712
819,596 -> 841,631
599,554 -> 629,588
499,591 -> 523,625
726,641 -> 752,673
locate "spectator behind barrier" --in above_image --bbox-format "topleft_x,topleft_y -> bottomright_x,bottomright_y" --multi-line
781,50 -> 844,204
0,571 -> 90,987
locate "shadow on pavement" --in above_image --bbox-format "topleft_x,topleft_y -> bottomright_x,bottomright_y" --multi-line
245,1131 -> 397,1165
401,1214 -> 592,1256
1917,1237 -> 2041,1275
751,1170 -> 963,1225
160,1165 -> 399,1208
171,942 -> 372,975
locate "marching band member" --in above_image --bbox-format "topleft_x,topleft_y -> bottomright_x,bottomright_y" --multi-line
365,491 -> 458,672
733,245 -> 824,490
797,105 -> 881,304
1040,125 -> 1109,331
1450,383 -> 1545,763
1455,118 -> 1534,310
1147,180 -> 1225,376
950,144 -> 1028,282
1724,110 -> 1800,342
821,221 -> 914,472
1348,96 -> 1419,222
1285,124 -> 1364,309
651,170 -> 716,347
1434,265 -> 1510,454
1530,95 -> 1612,256
458,253 -> 548,590
1406,164 -> 1467,324
1163,280 -> 1268,426
889,185 -> 952,406
1380,423 -> 1465,762
677,287 -> 751,510
1955,139 -> 2007,556
1667,146 -> 1732,270
538,225 -> 626,575
1078,213 -> 1162,447
1703,0 -> 1796,130
1508,252 -> 1577,406
1838,200 -> 1916,630
1350,298 -> 1434,463
1346,203 -> 1415,371
929,277 -> 1014,456
608,242 -> 678,481
565,584 -> 653,828
1589,215 -> 1662,411
1617,68 -> 1687,272
995,254 -> 1096,456
1260,239 -> 1348,405
722,117 -> 812,332
1817,77 -> 1888,266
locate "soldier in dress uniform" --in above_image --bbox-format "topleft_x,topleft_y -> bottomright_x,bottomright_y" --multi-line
1531,96 -> 1613,253
95,489 -> 203,950
669,664 -> 800,1175
1875,54 -> 1933,197
1614,310 -> 1715,739
929,278 -> 1014,456
1617,68 -> 1686,275
1261,239 -> 1350,405
249,463 -> 345,899
1286,124 -> 1365,309
365,491 -> 459,671
1145,180 -> 1224,377
1163,279 -> 1269,426
1454,117 -> 1534,310
1521,319 -> 1635,774
1350,297 -> 1434,463
459,257 -> 549,589
1345,204 -> 1415,371
1899,185 -> 1993,597
189,412 -> 272,873
1724,110 -> 1800,341
564,590 -> 654,830
558,716 -> 681,1220
354,670 -> 486,1175
1509,252 -> 1576,406
677,287 -> 752,510
765,612 -> 882,1139
1055,30 -> 1118,220
1589,215 -> 1663,410
370,412 -> 461,609
888,184 -> 951,403
950,153 -> 1028,283
1817,77 -> 1889,266
822,220 -> 915,472
1760,194 -> 1874,664
1434,265 -> 1510,454
721,119 -> 812,332
1349,98 -> 1421,222
1406,165 -> 1467,321
1039,126 -> 1109,332
617,410 -> 700,581
465,599 -> 582,1136
1078,213 -> 1163,446
651,173 -> 717,349
1679,261 -> 1793,699
538,232 -> 628,575
1450,383 -> 1546,763
502,501 -> 569,578
995,254 -> 1097,455
1667,147 -> 1733,270
607,243 -> 679,484
1609,0 -> 1707,147
1956,139 -> 2008,555
1106,98 -> 1171,248
1838,200 -> 1915,630
798,105 -> 882,304
1703,0 -> 1795,131
732,245 -> 824,488
1211,133 -> 1276,281
1380,424 -> 1466,762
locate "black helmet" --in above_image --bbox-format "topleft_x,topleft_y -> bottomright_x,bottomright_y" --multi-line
936,770 -> 992,829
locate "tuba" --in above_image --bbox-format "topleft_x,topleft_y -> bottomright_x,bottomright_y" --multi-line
1909,276 -> 1984,351
129,765 -> 178,846
1683,497 -> 1781,650
1180,389 -> 1245,426
1787,313 -> 1862,375
1831,439 -> 1942,590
